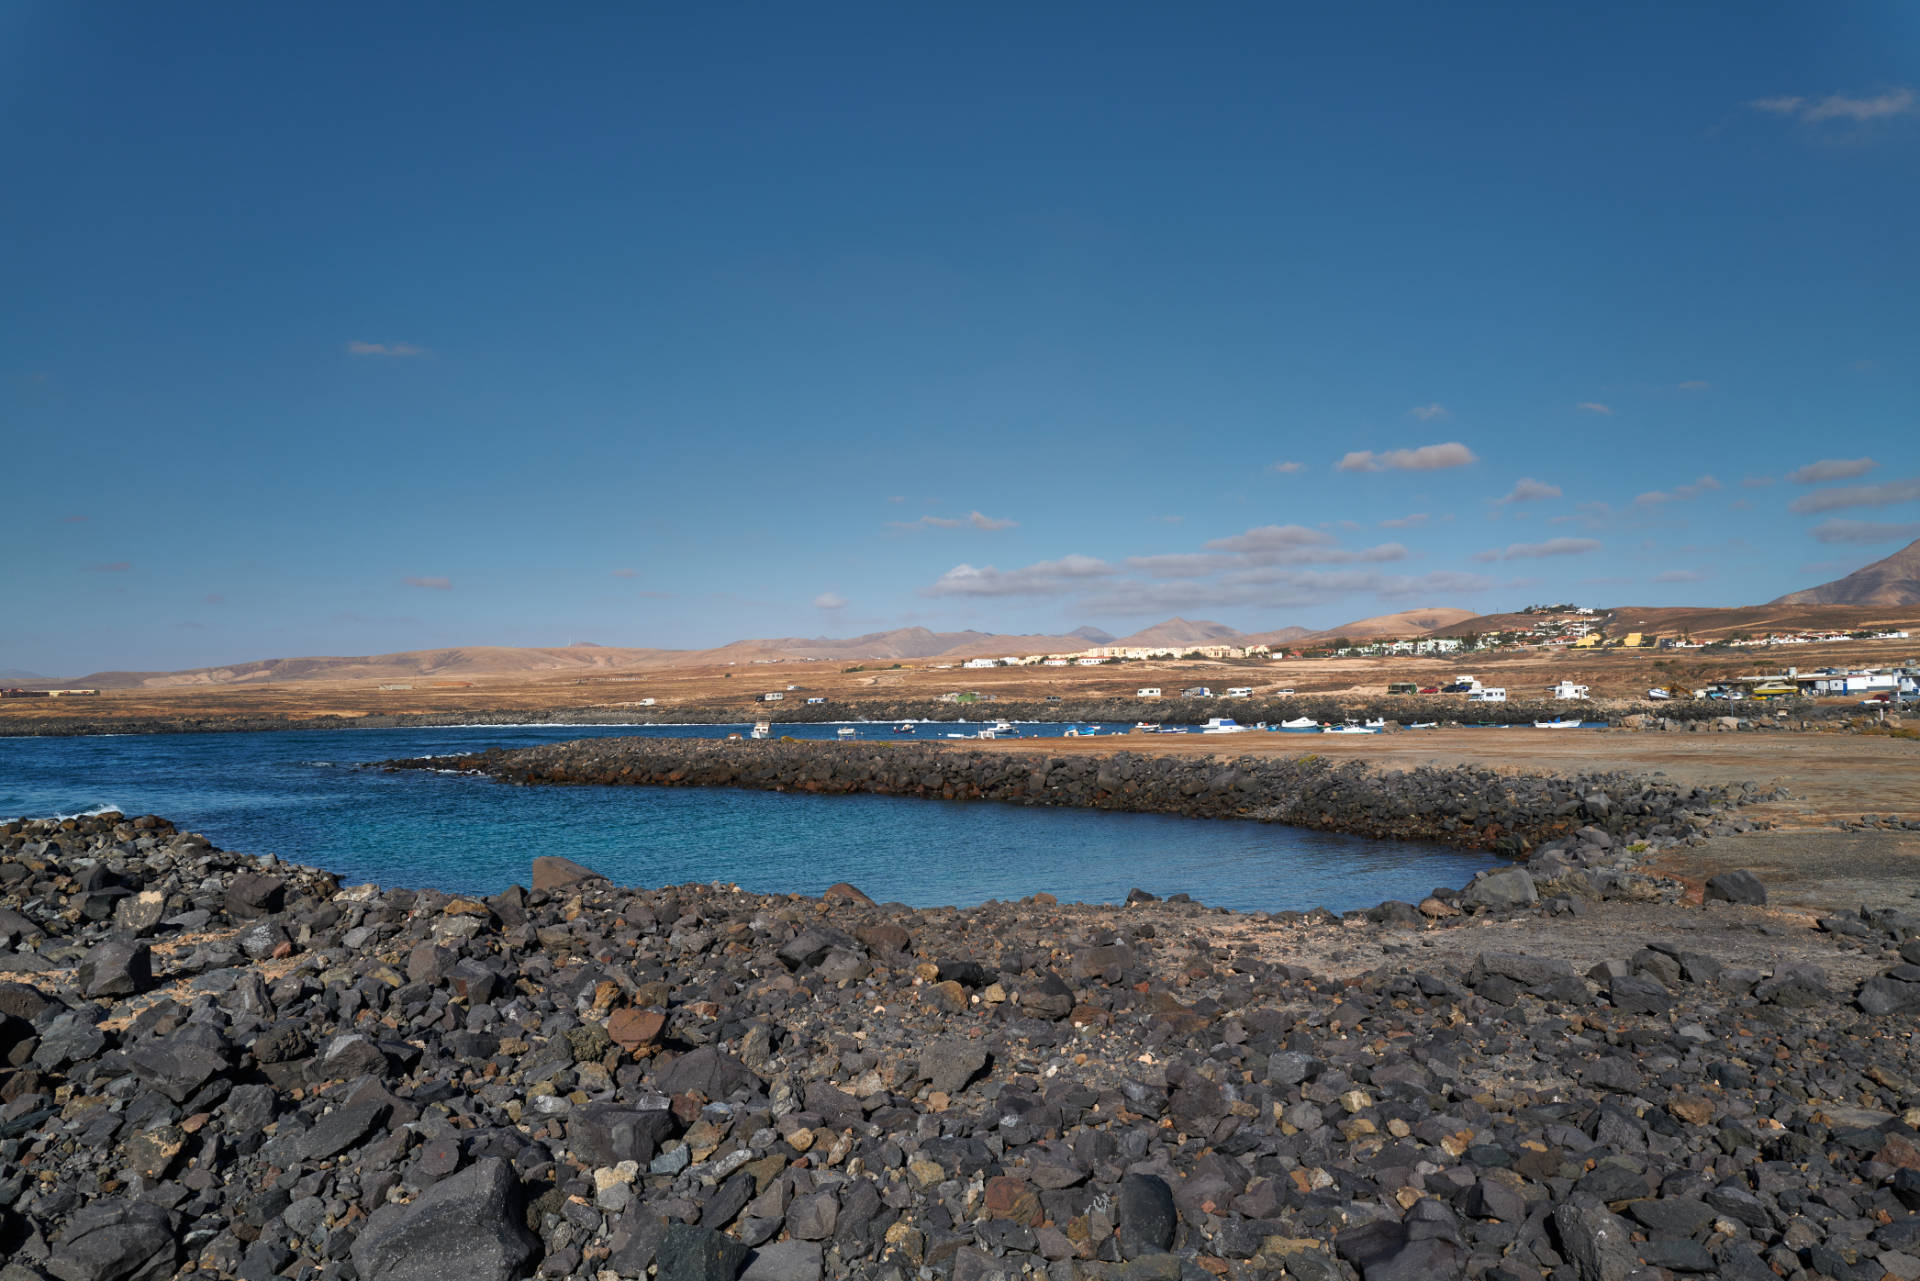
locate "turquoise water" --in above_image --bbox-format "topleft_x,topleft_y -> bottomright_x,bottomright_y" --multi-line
0,725 -> 1501,913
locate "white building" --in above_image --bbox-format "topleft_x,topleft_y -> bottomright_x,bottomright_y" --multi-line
1136,687 -> 1162,698
962,658 -> 997,669
1551,680 -> 1590,700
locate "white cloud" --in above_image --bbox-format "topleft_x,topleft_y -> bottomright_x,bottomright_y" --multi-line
1633,475 -> 1721,509
1576,402 -> 1612,415
1496,478 -> 1563,505
1203,524 -> 1332,555
1336,441 -> 1478,473
1653,569 -> 1710,583
1749,88 -> 1917,123
1268,460 -> 1306,475
889,510 -> 1017,531
404,575 -> 452,590
1789,477 -> 1920,513
1473,537 -> 1601,562
922,555 -> 1114,597
347,341 -> 426,357
813,592 -> 847,609
1380,513 -> 1429,528
1787,457 -> 1878,484
1811,519 -> 1920,544
1407,403 -> 1450,421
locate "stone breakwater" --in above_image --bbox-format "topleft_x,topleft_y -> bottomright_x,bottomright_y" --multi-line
387,737 -> 1765,858
4,811 -> 1920,1281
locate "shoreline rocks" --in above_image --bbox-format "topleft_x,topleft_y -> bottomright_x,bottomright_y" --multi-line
4,806 -> 1920,1281
385,736 -> 1763,860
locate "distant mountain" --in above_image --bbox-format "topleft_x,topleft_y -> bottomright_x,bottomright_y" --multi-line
1235,626 -> 1312,647
1305,607 -> 1480,642
700,627 -> 1099,663
1112,618 -> 1242,648
1068,626 -> 1116,644
0,668 -> 46,681
1772,538 -> 1920,607
71,645 -> 686,690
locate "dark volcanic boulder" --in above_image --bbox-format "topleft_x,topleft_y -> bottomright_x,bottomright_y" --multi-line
1116,1173 -> 1176,1259
568,1099 -> 677,1167
1703,870 -> 1767,906
224,871 -> 286,919
656,1221 -> 750,1281
78,939 -> 151,998
46,1199 -> 179,1281
350,1157 -> 538,1281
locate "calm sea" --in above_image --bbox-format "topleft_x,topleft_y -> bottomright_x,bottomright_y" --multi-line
0,724 -> 1499,914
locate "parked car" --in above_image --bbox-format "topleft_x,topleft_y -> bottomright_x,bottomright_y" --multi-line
1419,686 -> 1441,694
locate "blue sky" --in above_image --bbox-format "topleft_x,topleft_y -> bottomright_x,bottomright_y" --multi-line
4,4 -> 1917,675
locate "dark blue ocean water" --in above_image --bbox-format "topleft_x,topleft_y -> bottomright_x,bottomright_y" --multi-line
0,724 -> 1500,913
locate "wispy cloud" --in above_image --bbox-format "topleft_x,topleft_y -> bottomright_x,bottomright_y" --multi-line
1653,569 -> 1711,583
1336,441 -> 1478,473
1268,460 -> 1306,475
1380,513 -> 1429,528
1473,537 -> 1601,562
1575,402 -> 1612,416
1633,475 -> 1721,509
1811,518 -> 1920,544
1407,403 -> 1450,421
346,341 -> 427,357
403,575 -> 452,590
1749,87 -> 1916,123
922,555 -> 1114,597
85,561 -> 130,573
1495,478 -> 1563,505
1787,457 -> 1878,484
888,510 -> 1018,531
1789,477 -> 1920,513
1677,380 -> 1711,391
1742,475 -> 1775,488
1203,524 -> 1332,555
813,592 -> 847,610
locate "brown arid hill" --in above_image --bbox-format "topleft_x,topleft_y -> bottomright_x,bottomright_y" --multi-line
1302,607 -> 1479,643
1234,625 -> 1313,648
1772,538 -> 1920,607
695,627 -> 1100,663
1110,617 -> 1243,648
1601,602 -> 1920,642
69,644 -> 690,690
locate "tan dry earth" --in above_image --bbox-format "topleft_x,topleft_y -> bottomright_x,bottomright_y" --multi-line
969,727 -> 1920,984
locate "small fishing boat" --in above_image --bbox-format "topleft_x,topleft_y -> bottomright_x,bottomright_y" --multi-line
1278,716 -> 1320,731
1323,724 -> 1377,735
1063,726 -> 1099,737
893,722 -> 915,733
837,726 -> 857,738
1132,721 -> 1157,732
1533,718 -> 1582,729
1363,717 -> 1385,729
1408,721 -> 1438,730
749,721 -> 771,739
1200,717 -> 1248,734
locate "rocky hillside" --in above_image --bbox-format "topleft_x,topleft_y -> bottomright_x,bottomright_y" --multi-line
1773,538 -> 1920,607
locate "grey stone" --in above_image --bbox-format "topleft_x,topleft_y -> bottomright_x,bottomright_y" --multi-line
350,1157 -> 538,1281
741,1239 -> 822,1281
920,1038 -> 990,1095
1463,868 -> 1538,911
1552,1198 -> 1636,1281
45,1200 -> 178,1281
654,1222 -> 750,1281
1703,870 -> 1766,906
77,940 -> 150,999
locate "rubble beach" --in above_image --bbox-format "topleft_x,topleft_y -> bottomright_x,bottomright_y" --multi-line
2,742 -> 1919,1281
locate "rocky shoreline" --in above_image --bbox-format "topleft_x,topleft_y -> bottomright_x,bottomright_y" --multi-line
0,696 -> 1862,738
4,797 -> 1920,1281
386,737 -> 1768,860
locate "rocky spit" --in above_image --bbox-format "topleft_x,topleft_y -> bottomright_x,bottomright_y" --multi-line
386,737 -> 1769,859
5,783 -> 1920,1281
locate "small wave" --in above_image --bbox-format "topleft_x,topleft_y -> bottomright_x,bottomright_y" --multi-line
4,801 -> 127,822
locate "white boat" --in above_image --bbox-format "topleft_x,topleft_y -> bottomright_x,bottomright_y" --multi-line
837,726 -> 857,738
1200,717 -> 1249,734
1646,688 -> 1671,700
1363,718 -> 1385,729
1278,716 -> 1320,731
893,722 -> 916,733
1132,721 -> 1157,731
1409,721 -> 1438,730
1324,723 -> 1377,735
750,721 -> 771,739
1063,726 -> 1099,737
1533,719 -> 1582,729
991,720 -> 1018,737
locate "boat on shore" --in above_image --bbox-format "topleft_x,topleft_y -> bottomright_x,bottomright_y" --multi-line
1278,717 -> 1320,732
750,721 -> 771,739
1533,718 -> 1583,729
1409,721 -> 1438,730
1324,724 -> 1376,735
1200,717 -> 1248,734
